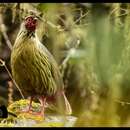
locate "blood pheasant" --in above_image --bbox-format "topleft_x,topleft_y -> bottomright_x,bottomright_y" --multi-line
11,15 -> 72,117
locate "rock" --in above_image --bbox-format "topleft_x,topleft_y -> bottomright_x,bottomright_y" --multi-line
14,115 -> 77,127
0,99 -> 77,127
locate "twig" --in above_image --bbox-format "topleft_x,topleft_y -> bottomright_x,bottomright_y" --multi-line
0,13 -> 12,50
109,6 -> 119,17
45,20 -> 64,32
1,25 -> 12,50
8,81 -> 13,105
115,99 -> 130,106
74,11 -> 89,25
56,10 -> 89,31
60,38 -> 80,76
109,7 -> 130,20
0,59 -> 25,99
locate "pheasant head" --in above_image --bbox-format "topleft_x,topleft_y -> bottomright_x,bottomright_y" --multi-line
24,16 -> 38,32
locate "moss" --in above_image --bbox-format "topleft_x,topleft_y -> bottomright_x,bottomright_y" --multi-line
8,99 -> 41,115
0,99 -> 42,127
0,122 -> 14,127
17,113 -> 44,122
0,99 -> 76,127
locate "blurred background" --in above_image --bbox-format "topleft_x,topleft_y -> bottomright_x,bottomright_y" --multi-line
0,3 -> 130,126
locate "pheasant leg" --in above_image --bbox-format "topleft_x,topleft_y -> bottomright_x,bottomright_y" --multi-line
22,96 -> 34,113
31,96 -> 46,117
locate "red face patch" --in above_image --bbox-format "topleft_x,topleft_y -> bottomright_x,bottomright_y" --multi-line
25,16 -> 37,32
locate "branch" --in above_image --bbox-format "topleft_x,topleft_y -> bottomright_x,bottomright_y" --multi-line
115,99 -> 130,106
0,59 -> 25,99
0,12 -> 12,50
60,38 -> 80,76
109,7 -> 130,20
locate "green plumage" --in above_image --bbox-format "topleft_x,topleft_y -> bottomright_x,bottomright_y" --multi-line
11,16 -> 72,115
11,30 -> 63,97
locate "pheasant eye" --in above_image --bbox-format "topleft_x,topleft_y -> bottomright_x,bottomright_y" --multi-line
28,18 -> 32,22
28,18 -> 31,22
25,17 -> 32,22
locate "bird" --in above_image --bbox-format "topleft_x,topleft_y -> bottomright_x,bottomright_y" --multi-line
10,14 -> 72,117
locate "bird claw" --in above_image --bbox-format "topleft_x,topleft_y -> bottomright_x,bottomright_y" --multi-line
31,111 -> 44,117
21,110 -> 32,114
21,107 -> 33,113
21,108 -> 44,117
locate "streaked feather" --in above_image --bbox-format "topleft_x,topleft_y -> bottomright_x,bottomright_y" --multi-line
11,22 -> 72,115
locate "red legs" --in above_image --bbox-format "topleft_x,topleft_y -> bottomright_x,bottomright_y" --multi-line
22,96 -> 34,113
28,96 -> 34,112
21,95 -> 46,117
38,96 -> 46,117
31,96 -> 46,117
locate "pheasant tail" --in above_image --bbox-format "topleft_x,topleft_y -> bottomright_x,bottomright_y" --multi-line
62,92 -> 72,115
55,91 -> 72,115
